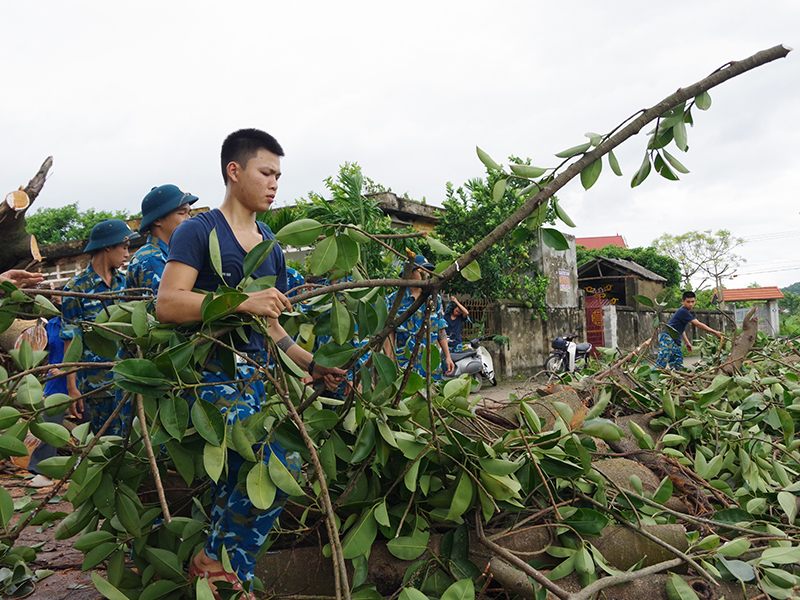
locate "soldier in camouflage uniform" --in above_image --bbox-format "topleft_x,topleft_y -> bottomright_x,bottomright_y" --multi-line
61,219 -> 139,435
156,129 -> 345,595
385,255 -> 455,381
125,184 -> 198,293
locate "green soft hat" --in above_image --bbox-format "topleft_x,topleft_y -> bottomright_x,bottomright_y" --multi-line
84,219 -> 140,252
138,184 -> 198,232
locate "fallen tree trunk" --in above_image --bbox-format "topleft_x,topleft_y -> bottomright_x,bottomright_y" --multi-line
0,157 -> 53,272
720,306 -> 759,375
255,525 -> 687,597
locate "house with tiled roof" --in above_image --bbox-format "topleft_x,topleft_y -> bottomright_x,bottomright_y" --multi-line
713,287 -> 784,335
575,235 -> 627,250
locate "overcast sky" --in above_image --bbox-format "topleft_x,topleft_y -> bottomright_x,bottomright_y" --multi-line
3,1 -> 798,288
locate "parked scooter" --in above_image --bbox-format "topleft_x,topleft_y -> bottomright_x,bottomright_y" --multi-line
546,333 -> 593,373
445,336 -> 497,391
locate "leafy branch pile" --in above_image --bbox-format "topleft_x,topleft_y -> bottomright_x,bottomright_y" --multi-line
0,44 -> 794,600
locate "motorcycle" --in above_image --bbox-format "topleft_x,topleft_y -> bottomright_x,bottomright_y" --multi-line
445,335 -> 497,391
546,333 -> 593,373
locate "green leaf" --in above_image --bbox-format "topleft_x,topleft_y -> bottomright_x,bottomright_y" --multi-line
426,237 -> 456,256
246,462 -> 277,510
335,235 -> 360,271
145,547 -> 187,581
476,146 -> 501,171
160,395 -> 189,441
760,545 -> 800,565
0,432 -> 29,457
509,163 -> 547,178
492,178 -> 508,203
314,341 -> 355,368
446,472 -> 475,522
200,291 -> 248,322
654,154 -> 679,181
386,528 -> 430,560
0,406 -> 21,429
63,336 -> 83,364
441,578 -> 474,600
541,228 -> 570,251
191,398 -> 225,446
580,159 -> 602,190
309,236 -> 338,276
208,228 -> 224,281
373,352 -> 397,383
268,453 -> 304,497
665,573 -> 700,600
555,141 -> 592,158
553,199 -> 576,228
230,420 -> 257,462
341,507 -> 378,559
0,487 -> 14,527
330,297 -> 351,346
91,571 -> 131,600
460,261 -> 481,282
82,542 -> 119,571
140,580 -> 181,600
579,418 -> 623,441
633,295 -> 654,308
350,420 -> 376,463
17,373 -> 44,407
29,421 -> 70,448
346,226 -> 371,244
607,149 -> 622,176
695,91 -> 712,110
242,239 -> 277,281
204,442 -> 225,483
673,119 -> 688,151
718,537 -> 750,557
630,153 -> 651,188
275,218 -> 324,246
116,493 -> 141,537
777,491 -> 797,524
131,301 -> 148,338
400,588 -> 429,600
663,149 -> 690,173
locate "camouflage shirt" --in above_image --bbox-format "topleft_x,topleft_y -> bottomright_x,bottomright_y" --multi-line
125,235 -> 168,295
386,288 -> 447,379
61,264 -> 126,397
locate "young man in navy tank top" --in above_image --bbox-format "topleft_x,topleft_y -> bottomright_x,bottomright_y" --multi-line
157,129 -> 344,597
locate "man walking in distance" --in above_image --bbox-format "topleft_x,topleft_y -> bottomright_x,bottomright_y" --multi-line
157,128 -> 344,597
656,290 -> 724,369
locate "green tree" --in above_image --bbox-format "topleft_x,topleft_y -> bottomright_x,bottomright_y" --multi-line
435,157 -> 555,315
576,244 -> 681,287
25,203 -> 139,245
290,162 -> 424,279
651,229 -> 744,292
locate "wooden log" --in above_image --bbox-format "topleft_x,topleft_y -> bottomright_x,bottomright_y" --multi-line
0,157 -> 53,272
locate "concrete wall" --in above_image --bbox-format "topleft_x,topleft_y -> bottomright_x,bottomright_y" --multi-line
531,232 -> 579,309
607,305 -> 735,352
486,302 -> 586,377
734,302 -> 779,336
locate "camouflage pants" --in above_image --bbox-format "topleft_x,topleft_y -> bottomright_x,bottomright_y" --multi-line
655,331 -> 684,370
198,363 -> 301,580
86,394 -> 129,437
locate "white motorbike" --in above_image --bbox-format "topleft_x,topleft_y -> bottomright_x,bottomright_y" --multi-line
445,336 -> 497,391
545,333 -> 593,373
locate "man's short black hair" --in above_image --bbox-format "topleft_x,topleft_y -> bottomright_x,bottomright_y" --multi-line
682,291 -> 696,301
221,129 -> 284,184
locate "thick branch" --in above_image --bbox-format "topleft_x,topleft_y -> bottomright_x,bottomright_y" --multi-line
439,45 -> 792,283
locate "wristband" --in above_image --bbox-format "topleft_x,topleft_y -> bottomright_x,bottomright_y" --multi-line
308,360 -> 317,377
276,335 -> 297,352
